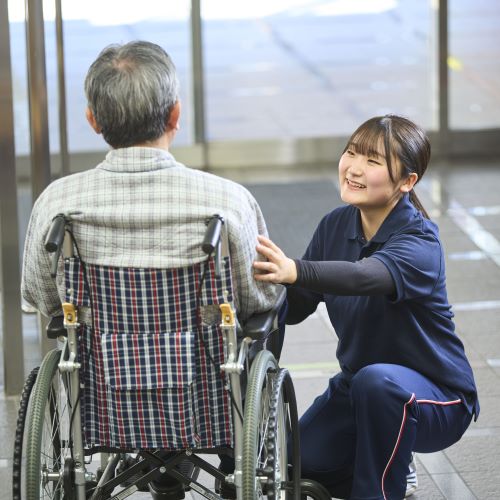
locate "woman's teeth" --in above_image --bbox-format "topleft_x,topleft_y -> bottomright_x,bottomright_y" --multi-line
347,178 -> 366,188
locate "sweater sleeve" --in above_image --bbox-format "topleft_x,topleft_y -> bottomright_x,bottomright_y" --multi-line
293,257 -> 395,296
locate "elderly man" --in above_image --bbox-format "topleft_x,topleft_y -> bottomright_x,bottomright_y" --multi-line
21,40 -> 278,499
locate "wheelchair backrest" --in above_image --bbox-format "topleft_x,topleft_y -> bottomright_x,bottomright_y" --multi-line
64,256 -> 234,451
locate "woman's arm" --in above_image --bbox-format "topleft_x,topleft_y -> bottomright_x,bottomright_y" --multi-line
254,235 -> 395,296
294,258 -> 395,295
285,286 -> 323,324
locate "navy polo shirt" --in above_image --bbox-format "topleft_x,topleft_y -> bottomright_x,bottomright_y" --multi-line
294,195 -> 479,417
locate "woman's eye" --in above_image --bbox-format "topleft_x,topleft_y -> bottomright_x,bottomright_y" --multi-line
346,149 -> 355,156
368,158 -> 381,165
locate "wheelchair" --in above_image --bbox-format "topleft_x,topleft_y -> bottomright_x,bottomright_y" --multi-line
13,214 -> 331,500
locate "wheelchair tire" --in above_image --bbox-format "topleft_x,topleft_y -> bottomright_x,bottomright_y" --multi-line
280,369 -> 301,500
24,349 -> 74,499
298,479 -> 332,500
241,350 -> 299,500
12,366 -> 39,500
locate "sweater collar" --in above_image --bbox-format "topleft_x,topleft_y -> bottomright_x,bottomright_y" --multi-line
97,147 -> 177,173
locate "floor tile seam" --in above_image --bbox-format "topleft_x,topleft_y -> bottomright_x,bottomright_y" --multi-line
453,299 -> 500,312
447,200 -> 500,268
443,467 -> 481,491
428,470 -> 476,476
422,178 -> 500,270
431,475 -> 479,500
422,461 -> 479,499
417,451 -> 456,474
416,451 -> 483,498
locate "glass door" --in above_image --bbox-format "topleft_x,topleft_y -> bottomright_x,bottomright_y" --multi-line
202,0 -> 438,142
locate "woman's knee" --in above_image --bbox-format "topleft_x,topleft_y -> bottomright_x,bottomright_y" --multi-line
351,363 -> 391,392
350,364 -> 411,403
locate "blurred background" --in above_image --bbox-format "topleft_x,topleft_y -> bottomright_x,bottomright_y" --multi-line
5,0 -> 500,160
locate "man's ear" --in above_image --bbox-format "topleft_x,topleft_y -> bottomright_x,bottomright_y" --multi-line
400,172 -> 418,193
85,107 -> 102,134
166,101 -> 181,132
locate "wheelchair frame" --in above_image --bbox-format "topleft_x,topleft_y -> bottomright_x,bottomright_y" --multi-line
13,214 -> 334,500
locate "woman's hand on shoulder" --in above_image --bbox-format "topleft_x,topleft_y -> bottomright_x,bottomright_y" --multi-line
253,235 -> 297,284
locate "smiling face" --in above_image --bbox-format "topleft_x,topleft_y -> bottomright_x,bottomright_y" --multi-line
338,115 -> 429,228
338,138 -> 405,211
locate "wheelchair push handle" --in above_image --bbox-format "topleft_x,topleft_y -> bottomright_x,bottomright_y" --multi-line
45,214 -> 66,253
202,214 -> 224,255
45,214 -> 67,278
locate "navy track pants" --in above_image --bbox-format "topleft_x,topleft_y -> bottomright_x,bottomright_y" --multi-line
298,363 -> 472,499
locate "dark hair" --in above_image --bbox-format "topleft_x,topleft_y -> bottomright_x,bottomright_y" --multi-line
84,41 -> 179,148
344,114 -> 431,218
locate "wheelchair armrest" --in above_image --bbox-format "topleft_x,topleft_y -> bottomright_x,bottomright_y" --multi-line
241,287 -> 286,341
46,315 -> 67,339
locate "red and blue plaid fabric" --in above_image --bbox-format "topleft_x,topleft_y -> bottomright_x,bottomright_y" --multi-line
64,257 -> 234,450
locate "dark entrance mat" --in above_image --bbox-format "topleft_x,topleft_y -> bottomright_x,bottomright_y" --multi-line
245,180 -> 343,258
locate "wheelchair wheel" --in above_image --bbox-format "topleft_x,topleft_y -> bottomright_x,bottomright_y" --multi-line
298,479 -> 332,500
24,349 -> 74,499
12,366 -> 39,500
242,350 -> 300,500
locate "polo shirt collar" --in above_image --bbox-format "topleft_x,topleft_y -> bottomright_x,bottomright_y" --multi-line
346,194 -> 417,243
97,146 -> 177,173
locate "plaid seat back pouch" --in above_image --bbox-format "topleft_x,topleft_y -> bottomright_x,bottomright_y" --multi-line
64,257 -> 234,450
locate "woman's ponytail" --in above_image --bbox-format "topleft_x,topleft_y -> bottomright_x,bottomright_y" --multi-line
409,189 -> 430,219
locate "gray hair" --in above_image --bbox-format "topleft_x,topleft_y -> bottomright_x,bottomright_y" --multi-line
84,41 -> 180,148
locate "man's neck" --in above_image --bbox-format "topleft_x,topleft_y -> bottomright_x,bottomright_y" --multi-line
134,130 -> 173,151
